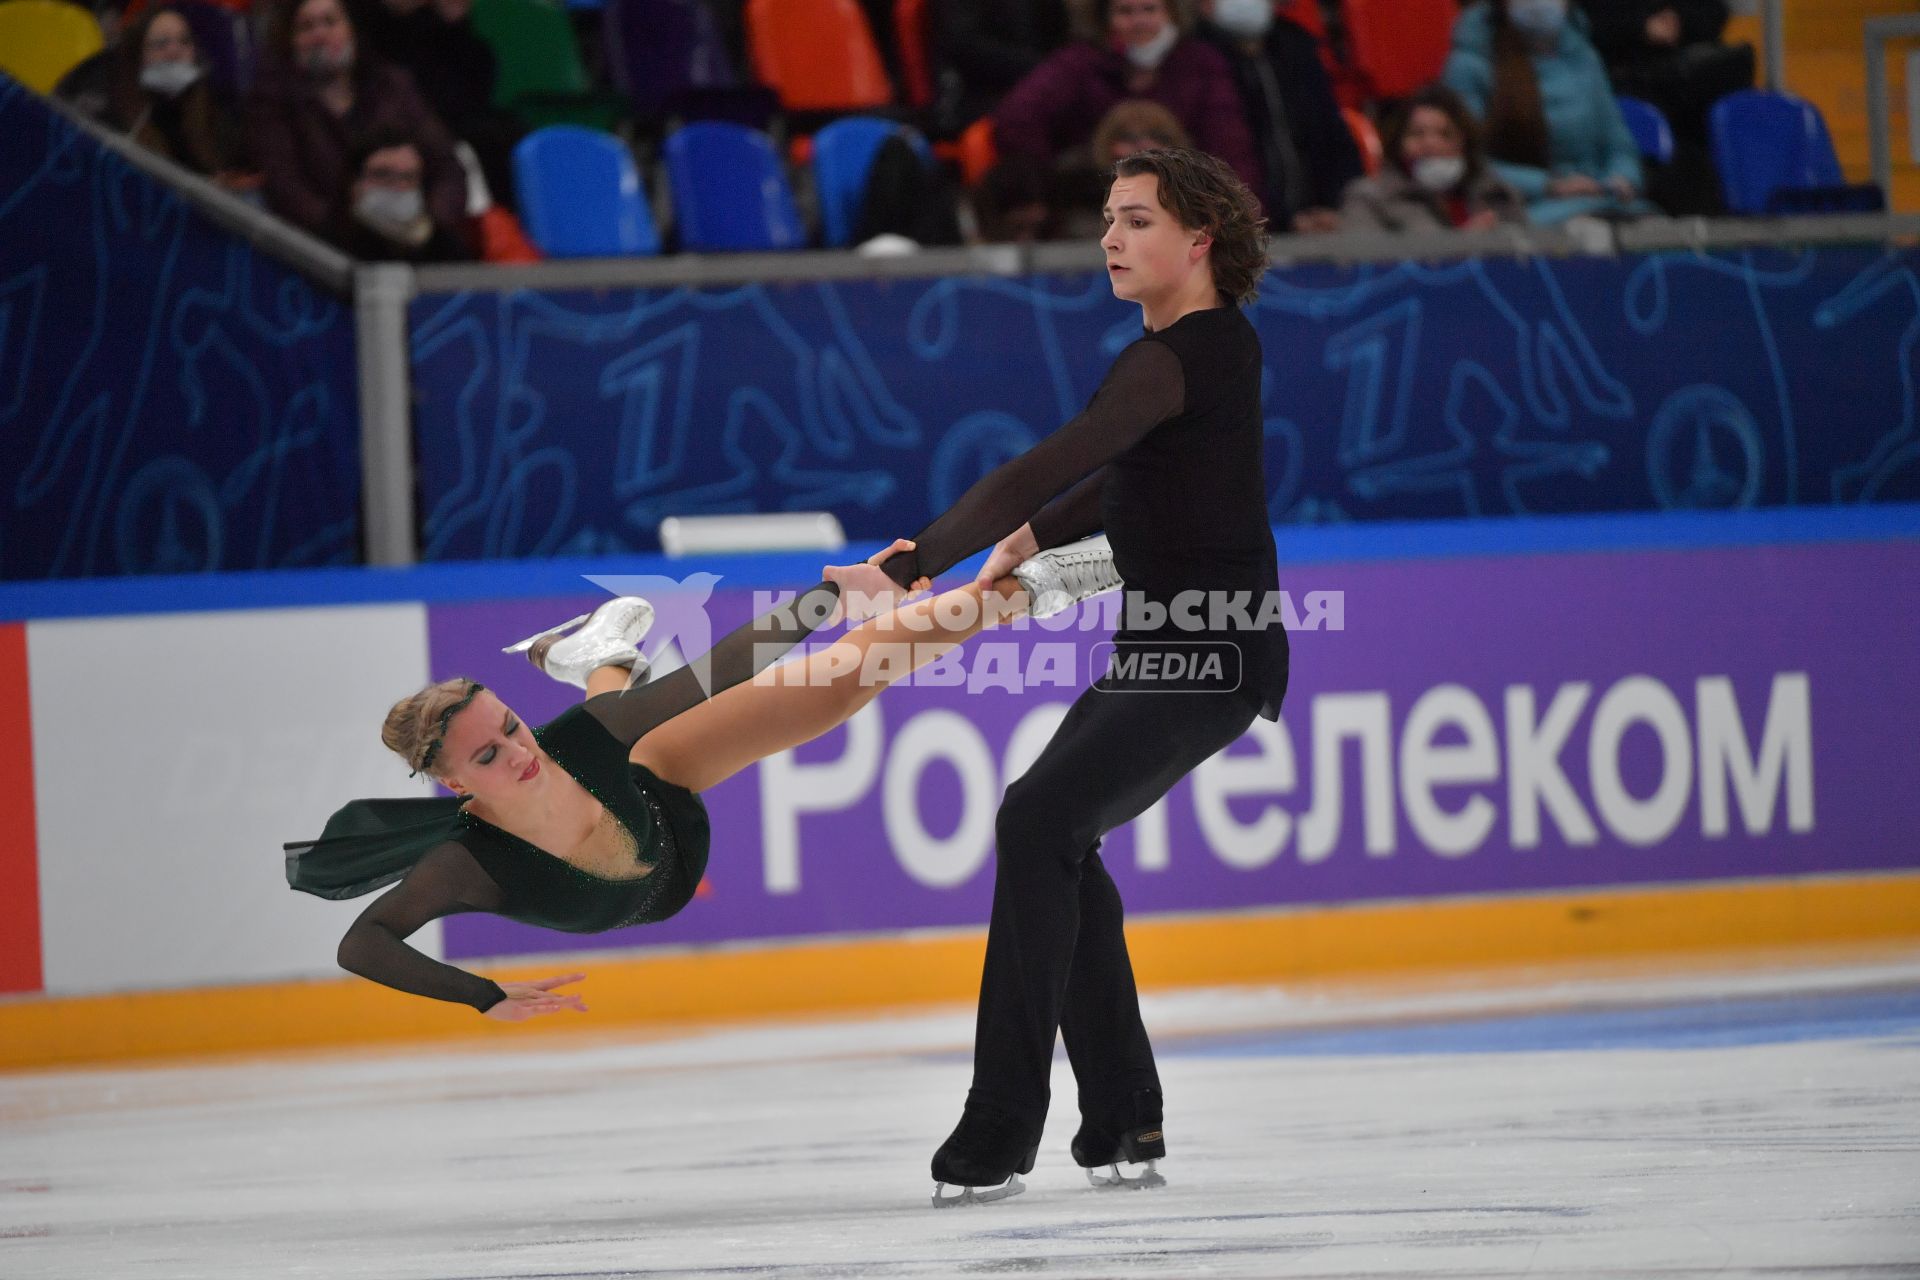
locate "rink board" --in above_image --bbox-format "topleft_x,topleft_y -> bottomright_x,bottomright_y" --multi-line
0,507 -> 1917,1067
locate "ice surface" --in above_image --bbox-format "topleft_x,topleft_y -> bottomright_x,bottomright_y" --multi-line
4,957 -> 1918,1279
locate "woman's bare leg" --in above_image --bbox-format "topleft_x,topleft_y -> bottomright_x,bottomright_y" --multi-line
630,577 -> 1028,793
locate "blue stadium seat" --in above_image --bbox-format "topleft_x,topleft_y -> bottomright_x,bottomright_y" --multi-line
512,126 -> 660,257
1709,89 -> 1881,215
664,121 -> 806,252
811,116 -> 933,248
1615,95 -> 1673,166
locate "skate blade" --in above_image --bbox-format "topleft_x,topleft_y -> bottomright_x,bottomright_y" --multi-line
930,1172 -> 1026,1208
501,613 -> 590,655
1086,1159 -> 1165,1191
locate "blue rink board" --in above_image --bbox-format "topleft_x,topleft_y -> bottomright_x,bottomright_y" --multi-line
1169,986 -> 1920,1057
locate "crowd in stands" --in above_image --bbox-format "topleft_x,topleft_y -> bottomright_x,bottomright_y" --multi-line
31,0 -> 1799,265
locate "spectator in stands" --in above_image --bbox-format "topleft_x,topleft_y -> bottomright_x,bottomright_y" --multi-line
1574,0 -> 1752,213
990,0 -> 1264,210
1574,0 -> 1751,136
1053,99 -> 1190,236
1340,82 -> 1526,231
348,0 -> 522,207
63,7 -> 250,183
1443,0 -> 1654,225
929,0 -> 1071,134
963,157 -> 1060,243
1192,0 -> 1361,233
249,0 -> 470,252
339,128 -> 476,261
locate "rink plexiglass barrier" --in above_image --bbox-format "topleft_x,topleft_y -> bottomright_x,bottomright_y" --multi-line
1,506 -> 1917,1068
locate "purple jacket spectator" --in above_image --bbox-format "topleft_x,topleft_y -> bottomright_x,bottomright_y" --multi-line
990,36 -> 1264,210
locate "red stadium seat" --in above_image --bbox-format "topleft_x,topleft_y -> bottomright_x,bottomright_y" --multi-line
1340,0 -> 1454,101
895,0 -> 934,111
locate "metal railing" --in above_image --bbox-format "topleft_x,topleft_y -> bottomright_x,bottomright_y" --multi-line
1866,14 -> 1920,201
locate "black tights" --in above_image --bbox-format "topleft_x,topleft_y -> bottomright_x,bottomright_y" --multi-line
964,680 -> 1263,1131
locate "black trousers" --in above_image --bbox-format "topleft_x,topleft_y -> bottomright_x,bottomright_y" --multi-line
964,678 -> 1265,1131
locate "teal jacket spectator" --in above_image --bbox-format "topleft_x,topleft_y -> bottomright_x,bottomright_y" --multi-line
1442,0 -> 1654,226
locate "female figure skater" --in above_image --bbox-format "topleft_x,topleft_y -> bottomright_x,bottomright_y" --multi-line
824,147 -> 1288,1204
287,555 -> 1107,1018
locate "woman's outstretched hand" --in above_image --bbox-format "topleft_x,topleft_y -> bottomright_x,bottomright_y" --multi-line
483,972 -> 588,1020
975,523 -> 1038,591
823,538 -> 927,624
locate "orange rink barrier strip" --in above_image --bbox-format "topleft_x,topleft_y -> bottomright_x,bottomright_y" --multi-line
5,872 -> 1919,1072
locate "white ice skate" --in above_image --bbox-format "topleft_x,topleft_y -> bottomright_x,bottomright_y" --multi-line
502,596 -> 654,690
1084,1158 -> 1166,1191
930,1173 -> 1026,1208
1011,534 -> 1122,619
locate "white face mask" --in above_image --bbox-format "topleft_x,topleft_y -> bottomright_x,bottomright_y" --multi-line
298,41 -> 354,77
1507,0 -> 1567,42
1411,155 -> 1467,193
1124,21 -> 1180,70
139,59 -> 203,97
355,186 -> 425,235
1213,0 -> 1273,39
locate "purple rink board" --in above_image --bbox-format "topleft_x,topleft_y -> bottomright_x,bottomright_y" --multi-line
432,537 -> 1920,962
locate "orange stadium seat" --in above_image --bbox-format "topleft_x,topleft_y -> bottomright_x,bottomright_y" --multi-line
745,0 -> 893,113
1343,106 -> 1383,176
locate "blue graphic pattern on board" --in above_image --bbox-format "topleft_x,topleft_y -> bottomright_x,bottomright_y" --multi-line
408,247 -> 1920,560
0,77 -> 361,581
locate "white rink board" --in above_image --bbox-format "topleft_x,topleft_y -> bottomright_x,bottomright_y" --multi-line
27,605 -> 438,995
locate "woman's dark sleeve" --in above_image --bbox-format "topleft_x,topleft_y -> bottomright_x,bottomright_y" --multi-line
883,340 -> 1185,587
336,841 -> 509,1011
1029,467 -> 1107,550
578,580 -> 845,746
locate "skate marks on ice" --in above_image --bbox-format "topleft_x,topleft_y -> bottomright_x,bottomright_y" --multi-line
3,969 -> 1919,1280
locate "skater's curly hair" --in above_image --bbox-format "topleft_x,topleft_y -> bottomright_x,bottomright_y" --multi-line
383,677 -> 485,777
1111,148 -> 1269,306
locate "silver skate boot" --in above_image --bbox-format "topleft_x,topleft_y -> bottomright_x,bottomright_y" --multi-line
502,596 -> 654,690
1012,535 -> 1122,619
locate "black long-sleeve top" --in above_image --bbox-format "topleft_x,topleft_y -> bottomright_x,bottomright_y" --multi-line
882,306 -> 1288,719
316,582 -> 841,1012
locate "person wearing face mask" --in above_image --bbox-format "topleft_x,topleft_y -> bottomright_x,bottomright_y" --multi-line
990,0 -> 1264,211
1443,0 -> 1657,226
1339,83 -> 1526,232
86,8 -> 250,182
248,0 -> 471,253
1191,0 -> 1361,234
340,130 -> 476,261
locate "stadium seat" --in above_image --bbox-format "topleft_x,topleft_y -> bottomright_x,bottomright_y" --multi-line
1339,0 -> 1453,101
602,0 -> 737,118
0,0 -> 104,95
1709,88 -> 1883,215
1615,95 -> 1674,165
955,115 -> 997,185
812,116 -> 933,247
1343,107 -> 1383,177
471,0 -> 617,129
664,121 -> 806,251
512,126 -> 660,257
894,0 -> 934,111
745,0 -> 892,113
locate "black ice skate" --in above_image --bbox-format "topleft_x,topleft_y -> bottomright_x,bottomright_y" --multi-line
1070,1087 -> 1167,1190
929,1107 -> 1040,1208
